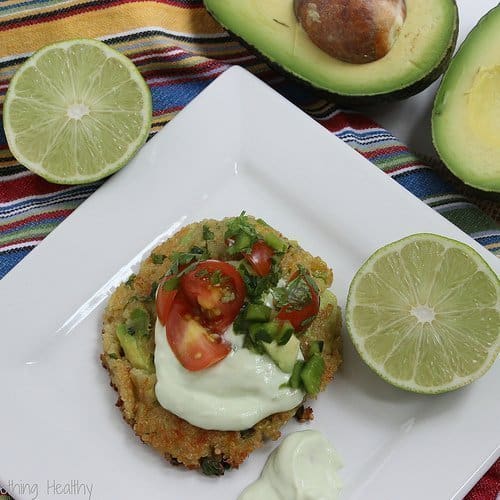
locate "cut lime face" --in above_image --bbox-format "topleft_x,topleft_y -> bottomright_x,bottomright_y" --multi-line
3,39 -> 152,184
346,234 -> 499,394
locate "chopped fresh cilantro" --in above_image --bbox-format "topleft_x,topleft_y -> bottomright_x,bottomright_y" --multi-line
238,261 -> 280,301
162,277 -> 179,291
210,269 -> 223,285
225,212 -> 259,255
273,266 -> 317,312
168,246 -> 208,275
151,253 -> 166,265
202,224 -> 215,241
125,274 -> 136,288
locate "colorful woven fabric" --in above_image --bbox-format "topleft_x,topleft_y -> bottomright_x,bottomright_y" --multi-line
0,0 -> 498,497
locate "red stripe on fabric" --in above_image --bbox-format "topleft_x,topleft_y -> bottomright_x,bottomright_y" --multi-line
1,209 -> 73,232
0,0 -> 201,32
362,145 -> 408,159
0,174 -> 66,203
319,112 -> 378,133
465,459 -> 500,500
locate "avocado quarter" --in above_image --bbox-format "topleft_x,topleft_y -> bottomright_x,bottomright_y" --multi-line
204,0 -> 458,104
432,5 -> 500,193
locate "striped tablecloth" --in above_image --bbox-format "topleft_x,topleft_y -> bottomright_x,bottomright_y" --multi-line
0,1 -> 498,498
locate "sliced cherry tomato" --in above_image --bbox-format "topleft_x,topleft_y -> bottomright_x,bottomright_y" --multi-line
277,271 -> 320,332
245,240 -> 274,277
166,294 -> 231,371
181,260 -> 246,333
156,275 -> 179,325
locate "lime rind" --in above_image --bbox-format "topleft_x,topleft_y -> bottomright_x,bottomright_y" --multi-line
3,38 -> 152,185
346,233 -> 500,394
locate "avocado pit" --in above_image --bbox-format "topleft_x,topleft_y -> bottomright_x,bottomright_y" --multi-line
294,0 -> 407,64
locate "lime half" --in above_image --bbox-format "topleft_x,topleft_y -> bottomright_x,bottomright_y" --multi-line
3,39 -> 152,184
346,234 -> 499,394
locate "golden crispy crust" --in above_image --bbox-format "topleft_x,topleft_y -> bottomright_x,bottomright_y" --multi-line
101,216 -> 342,471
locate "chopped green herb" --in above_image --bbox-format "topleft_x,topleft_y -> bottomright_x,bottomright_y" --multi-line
274,266 -> 318,313
169,246 -> 208,275
210,269 -> 223,285
125,274 -> 136,288
233,305 -> 250,334
238,261 -> 280,301
151,253 -> 166,265
108,353 -> 119,360
271,286 -> 289,308
195,268 -> 210,279
162,277 -> 180,291
225,212 -> 259,255
202,224 -> 215,241
200,456 -> 225,477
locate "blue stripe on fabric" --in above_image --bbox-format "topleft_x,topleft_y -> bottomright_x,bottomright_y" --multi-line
0,247 -> 33,278
474,234 -> 500,247
0,184 -> 99,217
392,169 -> 456,199
151,80 -> 212,111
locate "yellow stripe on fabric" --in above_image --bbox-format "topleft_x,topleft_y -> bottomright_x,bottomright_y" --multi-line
0,2 -> 223,57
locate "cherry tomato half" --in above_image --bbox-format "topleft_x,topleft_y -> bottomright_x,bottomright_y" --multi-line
244,240 -> 274,277
181,260 -> 246,333
277,271 -> 320,332
166,293 -> 231,371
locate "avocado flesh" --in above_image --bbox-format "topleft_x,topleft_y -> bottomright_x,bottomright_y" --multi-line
432,5 -> 500,192
264,334 -> 300,374
204,0 -> 458,102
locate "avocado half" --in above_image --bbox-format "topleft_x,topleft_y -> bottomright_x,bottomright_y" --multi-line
204,0 -> 458,104
432,5 -> 500,193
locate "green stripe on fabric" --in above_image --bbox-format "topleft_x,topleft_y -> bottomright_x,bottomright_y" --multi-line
0,220 -> 61,244
441,207 -> 500,234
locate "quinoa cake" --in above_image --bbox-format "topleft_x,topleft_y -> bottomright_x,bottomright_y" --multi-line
101,214 -> 342,474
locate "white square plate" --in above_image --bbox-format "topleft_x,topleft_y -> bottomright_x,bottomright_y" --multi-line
0,67 -> 498,500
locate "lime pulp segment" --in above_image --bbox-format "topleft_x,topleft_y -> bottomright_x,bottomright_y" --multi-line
346,233 -> 499,394
3,39 -> 152,184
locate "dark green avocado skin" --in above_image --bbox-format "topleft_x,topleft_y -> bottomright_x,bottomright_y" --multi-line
204,1 -> 459,106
